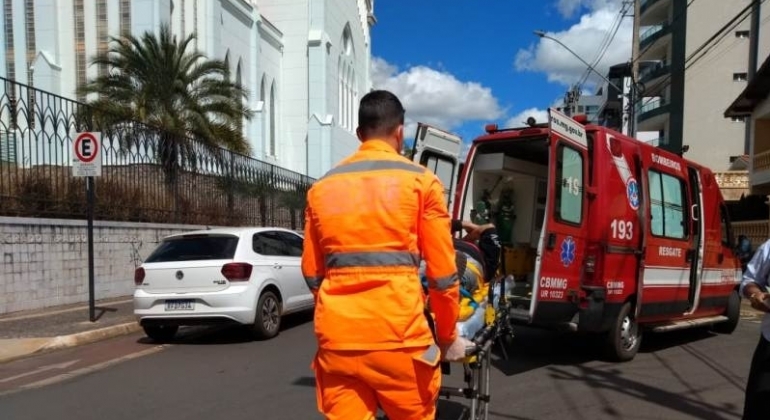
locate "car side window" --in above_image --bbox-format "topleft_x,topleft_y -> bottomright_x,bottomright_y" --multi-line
275,231 -> 304,257
252,231 -> 304,257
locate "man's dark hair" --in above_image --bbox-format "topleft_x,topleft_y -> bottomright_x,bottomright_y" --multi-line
357,90 -> 405,139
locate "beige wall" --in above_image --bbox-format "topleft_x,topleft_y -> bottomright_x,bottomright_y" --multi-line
682,0 -> 770,170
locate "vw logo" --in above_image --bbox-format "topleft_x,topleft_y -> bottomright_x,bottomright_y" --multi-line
175,270 -> 184,280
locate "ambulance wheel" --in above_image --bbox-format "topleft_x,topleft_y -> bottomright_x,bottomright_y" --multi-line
711,290 -> 740,334
604,302 -> 641,362
252,290 -> 282,340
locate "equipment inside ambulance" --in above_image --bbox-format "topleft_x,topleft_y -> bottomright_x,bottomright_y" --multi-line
410,111 -> 742,362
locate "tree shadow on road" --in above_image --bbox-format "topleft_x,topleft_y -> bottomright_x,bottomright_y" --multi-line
546,363 -> 741,420
490,325 -> 723,377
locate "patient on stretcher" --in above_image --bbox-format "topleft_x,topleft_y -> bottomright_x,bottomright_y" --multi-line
419,239 -> 500,340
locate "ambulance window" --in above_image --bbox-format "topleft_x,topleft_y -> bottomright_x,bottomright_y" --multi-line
420,151 -> 456,207
648,170 -> 688,239
555,144 -> 583,225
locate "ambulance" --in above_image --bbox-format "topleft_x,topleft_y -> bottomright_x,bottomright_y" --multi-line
410,108 -> 742,362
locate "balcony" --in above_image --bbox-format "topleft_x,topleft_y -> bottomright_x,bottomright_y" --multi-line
640,0 -> 671,26
640,24 -> 671,52
636,97 -> 670,132
638,60 -> 670,88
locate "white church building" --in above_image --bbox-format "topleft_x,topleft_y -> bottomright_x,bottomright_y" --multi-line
0,0 -> 376,179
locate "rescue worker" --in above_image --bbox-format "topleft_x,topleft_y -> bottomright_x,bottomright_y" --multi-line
740,237 -> 770,420
302,89 -> 472,420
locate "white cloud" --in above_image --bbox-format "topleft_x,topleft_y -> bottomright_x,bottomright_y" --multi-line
371,57 -> 505,138
515,2 -> 632,88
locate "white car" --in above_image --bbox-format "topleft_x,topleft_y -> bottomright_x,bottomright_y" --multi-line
133,227 -> 314,342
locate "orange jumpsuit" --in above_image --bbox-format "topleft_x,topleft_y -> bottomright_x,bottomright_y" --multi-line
302,139 -> 460,420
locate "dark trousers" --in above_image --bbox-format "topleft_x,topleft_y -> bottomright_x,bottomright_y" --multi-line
744,334 -> 770,420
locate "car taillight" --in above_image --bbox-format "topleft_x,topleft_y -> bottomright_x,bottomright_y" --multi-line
134,267 -> 145,285
582,243 -> 603,287
221,263 -> 253,282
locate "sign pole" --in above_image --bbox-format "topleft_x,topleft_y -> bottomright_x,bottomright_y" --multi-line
87,175 -> 96,322
72,131 -> 102,322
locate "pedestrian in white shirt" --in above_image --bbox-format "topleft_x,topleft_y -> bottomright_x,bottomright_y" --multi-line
740,238 -> 770,420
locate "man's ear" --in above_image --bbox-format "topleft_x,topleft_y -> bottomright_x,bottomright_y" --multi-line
356,127 -> 364,143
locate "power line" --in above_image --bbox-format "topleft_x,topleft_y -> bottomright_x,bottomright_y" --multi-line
577,2 -> 631,89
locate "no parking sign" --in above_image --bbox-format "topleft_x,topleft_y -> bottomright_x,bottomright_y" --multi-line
72,132 -> 102,177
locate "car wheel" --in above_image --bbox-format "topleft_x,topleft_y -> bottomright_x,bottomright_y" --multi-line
143,325 -> 178,343
603,302 -> 642,362
711,290 -> 740,334
253,290 -> 282,340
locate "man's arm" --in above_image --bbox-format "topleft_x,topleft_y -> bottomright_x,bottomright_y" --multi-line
740,240 -> 770,312
301,205 -> 325,302
419,174 -> 461,348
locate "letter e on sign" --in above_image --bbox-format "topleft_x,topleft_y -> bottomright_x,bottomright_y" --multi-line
72,132 -> 102,177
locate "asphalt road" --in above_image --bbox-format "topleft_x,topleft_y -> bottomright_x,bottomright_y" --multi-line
0,312 -> 762,420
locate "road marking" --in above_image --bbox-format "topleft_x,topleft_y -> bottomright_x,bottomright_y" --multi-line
0,360 -> 80,383
0,346 -> 164,398
0,299 -> 134,323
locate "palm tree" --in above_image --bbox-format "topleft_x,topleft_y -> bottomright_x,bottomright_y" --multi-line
77,24 -> 253,185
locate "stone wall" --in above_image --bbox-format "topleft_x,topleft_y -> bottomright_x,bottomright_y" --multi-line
0,216 -> 212,315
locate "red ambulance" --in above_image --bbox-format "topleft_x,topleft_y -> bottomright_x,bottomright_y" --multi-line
410,108 -> 742,362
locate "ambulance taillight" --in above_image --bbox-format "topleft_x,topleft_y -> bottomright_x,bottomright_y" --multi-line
582,243 -> 604,287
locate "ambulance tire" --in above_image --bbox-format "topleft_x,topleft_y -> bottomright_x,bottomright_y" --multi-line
711,290 -> 740,334
604,302 -> 642,362
252,290 -> 282,340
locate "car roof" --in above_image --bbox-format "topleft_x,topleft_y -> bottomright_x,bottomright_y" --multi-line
161,226 -> 301,241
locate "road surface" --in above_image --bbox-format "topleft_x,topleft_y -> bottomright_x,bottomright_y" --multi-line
0,312 -> 760,420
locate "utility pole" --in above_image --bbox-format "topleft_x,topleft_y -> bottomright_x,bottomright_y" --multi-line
629,0 -> 640,139
745,0 -> 761,155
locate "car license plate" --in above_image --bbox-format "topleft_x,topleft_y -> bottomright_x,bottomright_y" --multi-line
165,299 -> 195,311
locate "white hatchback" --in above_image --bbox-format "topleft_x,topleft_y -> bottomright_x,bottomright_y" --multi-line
133,227 -> 314,342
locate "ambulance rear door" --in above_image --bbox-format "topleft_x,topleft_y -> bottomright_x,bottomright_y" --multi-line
530,108 -> 590,324
410,123 -> 463,211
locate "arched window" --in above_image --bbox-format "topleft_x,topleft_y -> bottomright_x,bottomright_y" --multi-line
338,24 -> 357,132
260,74 -> 267,154
338,57 -> 343,126
270,82 -> 276,157
224,50 -> 230,78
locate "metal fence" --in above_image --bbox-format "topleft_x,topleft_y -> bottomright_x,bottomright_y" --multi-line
0,76 -> 315,229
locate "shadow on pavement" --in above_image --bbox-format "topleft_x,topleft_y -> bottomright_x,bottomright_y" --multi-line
546,363 -> 741,420
134,310 -> 314,346
490,324 -> 723,377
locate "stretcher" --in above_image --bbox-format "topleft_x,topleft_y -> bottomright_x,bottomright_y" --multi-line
437,276 -> 514,420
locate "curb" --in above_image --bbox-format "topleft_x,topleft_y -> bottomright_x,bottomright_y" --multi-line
39,322 -> 142,353
0,322 -> 142,365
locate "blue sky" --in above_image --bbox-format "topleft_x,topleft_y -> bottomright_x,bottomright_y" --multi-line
369,0 -> 634,154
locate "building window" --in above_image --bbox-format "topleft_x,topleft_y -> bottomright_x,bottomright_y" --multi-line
96,0 -> 108,78
733,72 -> 748,82
4,0 -> 15,82
269,82 -> 276,157
119,0 -> 131,36
73,0 -> 86,102
735,30 -> 750,39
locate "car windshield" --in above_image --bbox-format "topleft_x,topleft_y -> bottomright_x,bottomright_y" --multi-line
145,234 -> 240,262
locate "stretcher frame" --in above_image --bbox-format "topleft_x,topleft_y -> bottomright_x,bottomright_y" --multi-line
437,274 -> 514,420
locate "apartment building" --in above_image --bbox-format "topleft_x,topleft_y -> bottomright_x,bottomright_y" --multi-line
635,0 -> 770,170
0,0 -> 376,178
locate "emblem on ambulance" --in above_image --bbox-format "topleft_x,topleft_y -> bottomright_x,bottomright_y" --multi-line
560,236 -> 576,267
626,178 -> 640,210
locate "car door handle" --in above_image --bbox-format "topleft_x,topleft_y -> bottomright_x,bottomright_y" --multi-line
273,263 -> 282,269
546,233 -> 556,250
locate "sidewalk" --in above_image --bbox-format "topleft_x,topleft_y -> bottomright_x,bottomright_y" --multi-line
0,297 -> 140,364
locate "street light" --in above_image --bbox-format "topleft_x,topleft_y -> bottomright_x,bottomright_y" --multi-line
533,30 -> 623,93
534,30 -> 637,136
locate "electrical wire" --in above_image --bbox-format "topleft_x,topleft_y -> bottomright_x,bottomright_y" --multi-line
577,1 -> 631,89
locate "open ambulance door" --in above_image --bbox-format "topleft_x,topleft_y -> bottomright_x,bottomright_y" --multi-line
410,123 -> 463,211
530,108 -> 590,323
